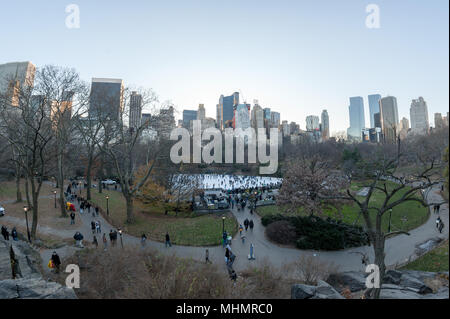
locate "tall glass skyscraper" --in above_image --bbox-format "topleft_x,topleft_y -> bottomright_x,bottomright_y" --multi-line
379,96 -> 399,143
217,92 -> 239,130
368,94 -> 382,128
89,78 -> 124,121
347,96 -> 365,140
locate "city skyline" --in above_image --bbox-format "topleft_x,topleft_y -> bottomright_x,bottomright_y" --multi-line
0,0 -> 448,133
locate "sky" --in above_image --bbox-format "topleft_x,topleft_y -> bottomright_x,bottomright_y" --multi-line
0,0 -> 448,133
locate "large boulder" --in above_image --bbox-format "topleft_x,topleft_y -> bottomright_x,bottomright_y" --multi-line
399,273 -> 433,294
312,280 -> 345,299
327,271 -> 367,292
291,284 -> 315,299
291,281 -> 344,299
0,278 -> 77,299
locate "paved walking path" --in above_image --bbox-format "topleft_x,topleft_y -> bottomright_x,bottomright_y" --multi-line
2,184 -> 448,275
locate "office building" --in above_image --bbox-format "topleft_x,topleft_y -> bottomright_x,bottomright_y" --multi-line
410,97 -> 429,135
0,61 -> 36,107
182,109 -> 198,129
89,78 -> 124,121
217,92 -> 239,130
347,97 -> 365,141
306,115 -> 320,131
321,109 -> 330,140
368,94 -> 382,128
129,91 -> 143,130
379,96 -> 399,143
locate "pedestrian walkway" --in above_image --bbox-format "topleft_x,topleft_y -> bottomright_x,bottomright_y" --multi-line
3,184 -> 449,275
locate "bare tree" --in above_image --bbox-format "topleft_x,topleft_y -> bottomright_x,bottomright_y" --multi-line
279,137 -> 447,299
97,88 -> 171,223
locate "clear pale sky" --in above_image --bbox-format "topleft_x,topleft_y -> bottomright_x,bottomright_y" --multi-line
0,0 -> 448,133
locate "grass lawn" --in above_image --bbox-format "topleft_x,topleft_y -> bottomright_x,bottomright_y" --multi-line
402,240 -> 449,272
0,180 -> 53,201
257,181 -> 429,233
88,189 -> 238,246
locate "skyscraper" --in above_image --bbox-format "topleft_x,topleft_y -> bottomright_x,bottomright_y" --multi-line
379,96 -> 399,143
368,94 -> 382,128
410,97 -> 429,135
217,92 -> 239,130
0,61 -> 36,107
234,103 -> 251,130
251,102 -> 264,130
435,113 -> 444,129
197,104 -> 206,121
347,97 -> 365,141
281,120 -> 290,137
182,109 -> 197,129
306,115 -> 320,131
270,111 -> 280,128
89,78 -> 124,121
129,91 -> 142,130
321,109 -> 330,140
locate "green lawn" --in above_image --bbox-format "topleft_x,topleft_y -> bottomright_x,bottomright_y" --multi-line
257,181 -> 429,233
403,240 -> 449,272
88,189 -> 238,246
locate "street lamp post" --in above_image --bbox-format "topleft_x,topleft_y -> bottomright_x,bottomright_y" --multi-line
23,206 -> 31,242
106,196 -> 109,216
118,229 -> 123,248
222,216 -> 226,233
388,209 -> 393,233
53,190 -> 57,208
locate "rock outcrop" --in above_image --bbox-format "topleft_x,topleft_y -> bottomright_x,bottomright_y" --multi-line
0,237 -> 77,299
0,278 -> 77,299
291,280 -> 345,299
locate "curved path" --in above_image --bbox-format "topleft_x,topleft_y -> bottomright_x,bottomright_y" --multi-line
2,183 -> 448,275
32,184 -> 448,276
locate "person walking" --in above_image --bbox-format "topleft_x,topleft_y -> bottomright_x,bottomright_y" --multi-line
225,247 -> 230,265
244,219 -> 249,231
439,221 -> 445,234
205,249 -> 211,264
109,230 -> 114,246
165,232 -> 172,247
95,220 -> 101,234
11,228 -> 18,241
249,220 -> 254,231
92,235 -> 98,248
70,211 -> 75,225
1,225 -> 9,240
141,233 -> 147,247
239,224 -> 244,235
102,233 -> 108,251
51,251 -> 61,273
73,232 -> 84,248
436,217 -> 441,229
91,221 -> 96,234
436,204 -> 441,215
95,206 -> 99,216
222,231 -> 228,248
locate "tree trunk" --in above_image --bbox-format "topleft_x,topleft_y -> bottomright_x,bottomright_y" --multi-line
86,152 -> 93,200
57,153 -> 67,217
372,235 -> 386,299
125,195 -> 135,224
15,165 -> 22,203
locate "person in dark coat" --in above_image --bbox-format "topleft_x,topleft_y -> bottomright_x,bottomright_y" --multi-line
51,251 -> 61,273
165,232 -> 172,247
1,225 -> 9,240
249,220 -> 254,230
244,219 -> 249,231
11,227 -> 18,241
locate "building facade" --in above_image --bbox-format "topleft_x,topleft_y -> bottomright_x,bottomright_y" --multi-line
410,97 -> 429,135
129,91 -> 143,130
347,96 -> 365,141
89,78 -> 124,121
321,109 -> 330,140
379,96 -> 399,143
368,94 -> 382,128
